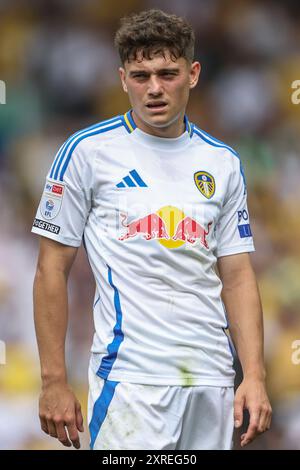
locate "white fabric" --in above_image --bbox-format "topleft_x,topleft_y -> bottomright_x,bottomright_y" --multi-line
32,114 -> 255,386
88,367 -> 234,450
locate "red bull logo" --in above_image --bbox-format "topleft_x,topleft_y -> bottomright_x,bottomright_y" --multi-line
118,206 -> 212,249
172,217 -> 212,248
119,213 -> 169,241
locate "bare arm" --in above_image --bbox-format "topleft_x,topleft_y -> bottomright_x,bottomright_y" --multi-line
217,252 -> 272,447
33,236 -> 84,449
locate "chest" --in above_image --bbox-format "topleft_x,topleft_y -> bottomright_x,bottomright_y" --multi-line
89,143 -> 230,249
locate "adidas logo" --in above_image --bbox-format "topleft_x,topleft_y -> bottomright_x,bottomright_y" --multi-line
116,169 -> 148,188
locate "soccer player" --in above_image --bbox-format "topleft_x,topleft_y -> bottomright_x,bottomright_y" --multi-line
32,9 -> 272,450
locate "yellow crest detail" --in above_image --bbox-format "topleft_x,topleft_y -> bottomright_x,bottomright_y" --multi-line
194,171 -> 215,199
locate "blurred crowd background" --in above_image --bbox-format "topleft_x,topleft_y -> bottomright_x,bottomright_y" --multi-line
0,0 -> 300,450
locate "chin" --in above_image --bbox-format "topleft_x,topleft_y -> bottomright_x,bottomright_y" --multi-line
145,114 -> 173,129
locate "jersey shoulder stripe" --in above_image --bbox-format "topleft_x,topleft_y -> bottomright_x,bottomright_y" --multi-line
52,117 -> 124,182
192,125 -> 238,157
50,115 -> 122,180
58,120 -> 123,182
50,116 -> 124,182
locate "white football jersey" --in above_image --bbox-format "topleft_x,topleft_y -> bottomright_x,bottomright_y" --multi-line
32,111 -> 255,386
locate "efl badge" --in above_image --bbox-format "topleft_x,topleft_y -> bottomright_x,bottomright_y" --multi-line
40,180 -> 65,220
194,171 -> 215,199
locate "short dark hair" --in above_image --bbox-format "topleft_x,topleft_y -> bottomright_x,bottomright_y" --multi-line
114,9 -> 195,64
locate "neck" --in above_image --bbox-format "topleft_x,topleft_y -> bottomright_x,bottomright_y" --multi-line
131,110 -> 186,138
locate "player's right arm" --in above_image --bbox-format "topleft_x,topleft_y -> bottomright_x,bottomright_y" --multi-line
33,236 -> 84,449
32,133 -> 94,447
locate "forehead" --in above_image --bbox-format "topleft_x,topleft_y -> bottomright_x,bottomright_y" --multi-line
124,50 -> 187,72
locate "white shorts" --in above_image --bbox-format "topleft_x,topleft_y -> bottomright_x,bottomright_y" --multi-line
88,369 -> 234,450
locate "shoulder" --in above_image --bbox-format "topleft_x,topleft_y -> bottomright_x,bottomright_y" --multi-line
191,123 -> 239,160
49,114 -> 128,182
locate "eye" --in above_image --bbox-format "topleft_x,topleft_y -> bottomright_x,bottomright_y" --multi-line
161,71 -> 177,78
132,74 -> 148,79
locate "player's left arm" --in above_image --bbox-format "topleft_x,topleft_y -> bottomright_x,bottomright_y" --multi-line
217,252 -> 272,448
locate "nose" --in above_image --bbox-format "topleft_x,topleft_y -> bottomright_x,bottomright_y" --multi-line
148,75 -> 163,96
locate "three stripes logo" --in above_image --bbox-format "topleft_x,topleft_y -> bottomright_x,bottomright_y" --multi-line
116,169 -> 148,188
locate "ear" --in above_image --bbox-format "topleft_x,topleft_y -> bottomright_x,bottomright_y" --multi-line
189,61 -> 201,90
119,67 -> 128,93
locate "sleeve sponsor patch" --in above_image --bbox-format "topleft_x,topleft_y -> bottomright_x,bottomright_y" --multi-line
33,218 -> 60,234
40,180 -> 65,220
238,224 -> 252,238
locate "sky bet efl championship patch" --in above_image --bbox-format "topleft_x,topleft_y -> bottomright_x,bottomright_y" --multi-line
39,180 -> 65,220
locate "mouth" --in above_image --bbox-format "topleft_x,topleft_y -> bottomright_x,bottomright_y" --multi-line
146,101 -> 168,111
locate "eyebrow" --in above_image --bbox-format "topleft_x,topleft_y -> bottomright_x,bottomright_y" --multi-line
129,67 -> 180,76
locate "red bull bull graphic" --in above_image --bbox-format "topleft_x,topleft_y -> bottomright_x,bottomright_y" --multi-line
118,206 -> 212,250
172,217 -> 212,248
118,213 -> 170,241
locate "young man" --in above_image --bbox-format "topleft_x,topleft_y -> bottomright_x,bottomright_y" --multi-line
32,9 -> 272,450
